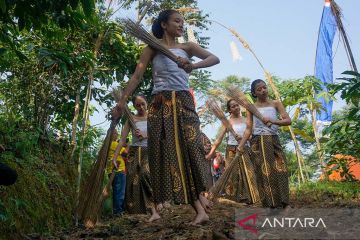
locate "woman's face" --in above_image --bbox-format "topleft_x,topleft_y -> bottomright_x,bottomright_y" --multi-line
134,97 -> 147,115
254,81 -> 268,98
228,100 -> 241,116
162,12 -> 184,37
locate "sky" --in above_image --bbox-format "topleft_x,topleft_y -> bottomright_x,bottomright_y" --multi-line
91,0 -> 360,140
194,0 -> 360,139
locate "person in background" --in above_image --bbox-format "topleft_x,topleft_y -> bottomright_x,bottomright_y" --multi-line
106,130 -> 127,216
113,95 -> 160,222
206,99 -> 259,204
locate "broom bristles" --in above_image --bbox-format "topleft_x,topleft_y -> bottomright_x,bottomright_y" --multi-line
78,88 -> 138,228
206,99 -> 237,138
225,86 -> 267,123
209,151 -> 240,197
120,18 -> 179,63
78,123 -> 117,228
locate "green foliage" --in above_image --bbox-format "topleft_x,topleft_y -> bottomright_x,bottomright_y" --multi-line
0,141 -> 77,238
323,71 -> 360,158
325,156 -> 357,182
292,181 -> 360,207
0,1 -> 216,237
322,71 -> 360,178
0,0 -> 95,30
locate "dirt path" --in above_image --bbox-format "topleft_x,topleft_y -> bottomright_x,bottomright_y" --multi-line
42,192 -> 360,240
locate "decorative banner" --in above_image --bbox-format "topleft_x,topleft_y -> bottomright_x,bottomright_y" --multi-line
229,40 -> 242,62
315,0 -> 337,122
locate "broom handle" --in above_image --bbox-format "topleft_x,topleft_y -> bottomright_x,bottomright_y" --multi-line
123,105 -> 145,141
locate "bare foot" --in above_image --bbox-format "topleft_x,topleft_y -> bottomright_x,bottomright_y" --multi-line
199,194 -> 213,213
156,203 -> 163,212
163,201 -> 171,209
147,212 -> 161,222
282,204 -> 292,215
190,211 -> 209,226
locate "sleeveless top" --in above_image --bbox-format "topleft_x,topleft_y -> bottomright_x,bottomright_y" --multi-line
131,120 -> 148,147
151,48 -> 190,94
227,122 -> 247,146
253,107 -> 279,135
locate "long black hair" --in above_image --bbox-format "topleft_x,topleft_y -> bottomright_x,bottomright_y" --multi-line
250,79 -> 266,98
151,9 -> 179,39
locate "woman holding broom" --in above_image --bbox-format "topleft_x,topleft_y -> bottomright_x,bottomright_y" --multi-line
249,79 -> 291,209
205,99 -> 260,204
113,95 -> 160,222
112,10 -> 219,225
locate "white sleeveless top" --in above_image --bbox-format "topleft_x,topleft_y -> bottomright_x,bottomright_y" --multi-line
131,120 -> 148,147
227,122 -> 247,145
252,107 -> 279,135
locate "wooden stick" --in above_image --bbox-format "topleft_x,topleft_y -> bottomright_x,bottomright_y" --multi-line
120,18 -> 179,63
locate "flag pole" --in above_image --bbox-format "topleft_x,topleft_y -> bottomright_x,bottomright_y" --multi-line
330,0 -> 358,72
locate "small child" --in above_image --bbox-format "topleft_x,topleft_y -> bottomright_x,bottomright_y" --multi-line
106,130 -> 127,216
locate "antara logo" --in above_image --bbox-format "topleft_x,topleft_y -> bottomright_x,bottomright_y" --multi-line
237,213 -> 258,234
237,214 -> 327,235
261,217 -> 327,228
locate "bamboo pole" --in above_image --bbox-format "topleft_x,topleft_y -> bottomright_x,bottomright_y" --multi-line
331,0 -> 358,72
75,31 -> 105,226
211,20 -> 307,182
69,88 -> 81,162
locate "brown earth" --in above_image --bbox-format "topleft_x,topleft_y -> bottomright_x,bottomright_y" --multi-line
42,192 -> 360,240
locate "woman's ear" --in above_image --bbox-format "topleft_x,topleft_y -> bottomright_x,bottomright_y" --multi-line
161,21 -> 167,30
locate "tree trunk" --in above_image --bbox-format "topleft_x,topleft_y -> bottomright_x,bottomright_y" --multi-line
69,88 -> 81,162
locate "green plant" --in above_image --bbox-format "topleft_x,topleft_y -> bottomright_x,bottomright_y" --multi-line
323,71 -> 360,162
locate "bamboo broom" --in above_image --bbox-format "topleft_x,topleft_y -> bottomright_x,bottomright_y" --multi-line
77,90 -> 139,228
209,150 -> 240,198
120,18 -> 179,63
225,86 -> 270,126
77,120 -> 118,228
206,99 -> 238,139
205,99 -> 242,200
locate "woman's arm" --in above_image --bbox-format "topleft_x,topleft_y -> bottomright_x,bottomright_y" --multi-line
205,126 -> 227,160
112,121 -> 131,168
113,47 -> 155,119
272,100 -> 292,126
237,111 -> 253,153
183,42 -> 220,71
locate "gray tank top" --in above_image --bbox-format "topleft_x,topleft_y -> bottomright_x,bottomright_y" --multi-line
131,120 -> 148,147
253,107 -> 279,135
151,48 -> 190,94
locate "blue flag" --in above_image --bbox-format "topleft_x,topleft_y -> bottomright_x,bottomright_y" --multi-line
315,1 -> 337,122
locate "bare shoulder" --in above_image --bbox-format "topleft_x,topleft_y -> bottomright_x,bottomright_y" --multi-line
271,100 -> 282,107
179,42 -> 195,54
142,45 -> 156,58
